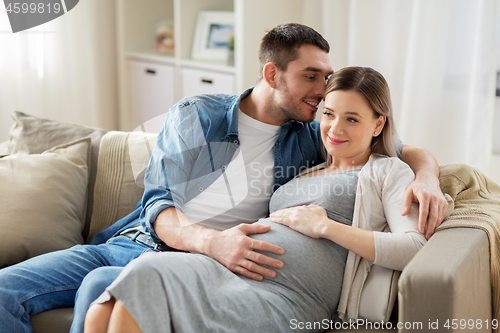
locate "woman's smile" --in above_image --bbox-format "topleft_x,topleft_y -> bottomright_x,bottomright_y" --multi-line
327,136 -> 348,145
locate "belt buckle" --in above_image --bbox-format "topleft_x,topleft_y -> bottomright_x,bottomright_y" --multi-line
153,243 -> 163,252
130,231 -> 142,242
119,225 -> 142,236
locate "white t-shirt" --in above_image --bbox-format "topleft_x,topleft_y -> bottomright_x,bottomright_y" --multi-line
181,110 -> 280,230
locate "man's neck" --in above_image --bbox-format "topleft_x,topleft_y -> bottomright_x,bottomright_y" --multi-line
239,84 -> 287,126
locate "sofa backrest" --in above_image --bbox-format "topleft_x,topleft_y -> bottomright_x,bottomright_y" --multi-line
86,130 -> 157,243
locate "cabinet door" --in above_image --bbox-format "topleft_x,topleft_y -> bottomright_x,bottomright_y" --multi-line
128,60 -> 174,132
181,67 -> 235,98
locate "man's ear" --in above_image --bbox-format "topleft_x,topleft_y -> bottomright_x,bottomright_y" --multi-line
262,62 -> 277,88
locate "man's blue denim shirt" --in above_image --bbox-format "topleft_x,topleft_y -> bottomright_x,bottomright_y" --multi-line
91,88 -> 324,245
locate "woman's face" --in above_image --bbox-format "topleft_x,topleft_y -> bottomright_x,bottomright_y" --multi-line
320,89 -> 385,167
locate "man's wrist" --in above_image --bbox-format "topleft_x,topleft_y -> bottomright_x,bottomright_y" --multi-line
414,169 -> 439,184
198,227 -> 220,256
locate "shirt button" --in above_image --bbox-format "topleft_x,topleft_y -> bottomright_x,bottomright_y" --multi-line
227,136 -> 231,140
234,140 -> 239,145
222,165 -> 226,170
199,187 -> 203,191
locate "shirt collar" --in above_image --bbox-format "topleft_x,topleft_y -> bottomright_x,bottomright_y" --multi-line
225,87 -> 253,138
285,120 -> 305,132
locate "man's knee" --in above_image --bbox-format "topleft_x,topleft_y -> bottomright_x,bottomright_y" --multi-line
79,267 -> 124,299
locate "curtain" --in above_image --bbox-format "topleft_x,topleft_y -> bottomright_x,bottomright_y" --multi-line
0,0 -> 118,143
314,0 -> 498,173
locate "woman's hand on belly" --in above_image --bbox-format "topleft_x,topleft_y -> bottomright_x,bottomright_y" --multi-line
269,204 -> 329,239
271,204 -> 377,262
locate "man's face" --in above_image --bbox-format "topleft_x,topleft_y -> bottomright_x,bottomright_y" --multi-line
273,44 -> 333,123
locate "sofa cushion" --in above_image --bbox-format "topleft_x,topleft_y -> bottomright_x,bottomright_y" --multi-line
7,111 -> 107,241
87,131 -> 157,242
30,308 -> 74,333
0,137 -> 91,268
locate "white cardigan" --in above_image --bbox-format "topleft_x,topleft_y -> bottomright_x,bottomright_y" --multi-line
336,154 -> 427,320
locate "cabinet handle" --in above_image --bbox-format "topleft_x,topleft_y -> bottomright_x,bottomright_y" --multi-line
145,69 -> 156,75
201,78 -> 213,84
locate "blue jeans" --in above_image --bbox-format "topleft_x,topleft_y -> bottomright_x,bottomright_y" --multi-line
0,236 -> 151,333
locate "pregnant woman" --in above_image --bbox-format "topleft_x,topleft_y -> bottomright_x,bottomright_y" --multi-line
84,67 -> 426,333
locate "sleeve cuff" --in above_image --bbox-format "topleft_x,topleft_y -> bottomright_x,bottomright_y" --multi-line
142,199 -> 176,243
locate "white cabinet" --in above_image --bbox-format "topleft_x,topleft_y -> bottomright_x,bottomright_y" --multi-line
127,60 -> 174,130
116,0 -> 305,131
181,67 -> 234,98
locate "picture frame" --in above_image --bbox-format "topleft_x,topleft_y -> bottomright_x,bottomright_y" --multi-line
191,11 -> 234,62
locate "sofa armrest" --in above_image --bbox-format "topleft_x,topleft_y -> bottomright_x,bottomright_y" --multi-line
398,227 -> 492,332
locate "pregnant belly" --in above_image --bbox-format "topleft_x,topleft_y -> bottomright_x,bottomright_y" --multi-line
246,218 -> 347,311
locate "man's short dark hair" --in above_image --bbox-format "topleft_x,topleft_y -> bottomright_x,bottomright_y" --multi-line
258,23 -> 330,79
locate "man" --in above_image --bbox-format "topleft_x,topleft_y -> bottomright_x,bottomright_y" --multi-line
0,23 -> 447,333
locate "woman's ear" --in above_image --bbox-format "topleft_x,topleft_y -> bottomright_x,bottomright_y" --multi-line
374,116 -> 386,136
262,62 -> 277,88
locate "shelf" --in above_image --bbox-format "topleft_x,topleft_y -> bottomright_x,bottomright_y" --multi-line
180,58 -> 235,74
125,52 -> 236,74
126,51 -> 176,65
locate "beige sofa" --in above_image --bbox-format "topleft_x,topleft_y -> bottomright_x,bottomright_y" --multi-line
0,113 -> 495,333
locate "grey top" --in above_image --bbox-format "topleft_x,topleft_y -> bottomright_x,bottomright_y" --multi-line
245,169 -> 361,312
270,168 -> 361,223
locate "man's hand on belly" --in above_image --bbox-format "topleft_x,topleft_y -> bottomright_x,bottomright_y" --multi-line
203,223 -> 284,281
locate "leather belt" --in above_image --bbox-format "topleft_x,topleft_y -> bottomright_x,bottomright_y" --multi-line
118,225 -> 172,252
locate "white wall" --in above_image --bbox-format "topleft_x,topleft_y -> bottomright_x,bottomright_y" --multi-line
490,7 -> 500,182
494,13 -> 500,155
494,96 -> 500,154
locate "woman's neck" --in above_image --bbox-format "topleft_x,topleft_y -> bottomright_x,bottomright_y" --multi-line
327,152 -> 371,173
